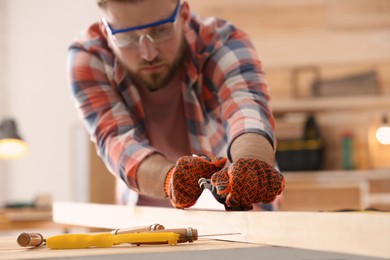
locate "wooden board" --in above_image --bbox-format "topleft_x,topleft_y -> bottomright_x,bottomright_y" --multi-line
252,30 -> 390,70
52,202 -> 390,259
0,236 -> 382,260
328,0 -> 390,30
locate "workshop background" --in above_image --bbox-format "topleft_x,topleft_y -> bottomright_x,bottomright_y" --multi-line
1,0 -> 390,211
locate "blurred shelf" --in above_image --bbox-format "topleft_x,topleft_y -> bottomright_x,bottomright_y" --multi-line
281,169 -> 390,211
271,95 -> 390,115
0,208 -> 72,231
254,29 -> 390,69
283,168 -> 390,182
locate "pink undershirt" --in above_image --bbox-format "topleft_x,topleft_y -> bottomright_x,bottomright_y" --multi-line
136,73 -> 192,206
137,75 -> 192,161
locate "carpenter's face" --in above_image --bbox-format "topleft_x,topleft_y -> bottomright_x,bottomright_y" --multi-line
101,0 -> 190,91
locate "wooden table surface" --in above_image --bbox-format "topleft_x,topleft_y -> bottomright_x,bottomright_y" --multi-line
2,202 -> 388,259
0,236 -> 384,260
51,202 -> 390,259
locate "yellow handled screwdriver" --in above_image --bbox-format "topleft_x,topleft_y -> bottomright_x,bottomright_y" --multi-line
18,225 -> 196,248
18,232 -> 179,249
17,225 -> 239,249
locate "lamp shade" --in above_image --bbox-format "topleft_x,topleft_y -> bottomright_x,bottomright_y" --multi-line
0,119 -> 28,159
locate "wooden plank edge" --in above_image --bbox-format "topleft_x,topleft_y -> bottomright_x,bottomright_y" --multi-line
52,201 -> 390,259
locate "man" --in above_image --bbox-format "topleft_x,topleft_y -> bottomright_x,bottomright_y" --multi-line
67,0 -> 285,210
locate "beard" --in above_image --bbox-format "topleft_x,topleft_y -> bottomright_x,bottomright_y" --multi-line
124,35 -> 188,91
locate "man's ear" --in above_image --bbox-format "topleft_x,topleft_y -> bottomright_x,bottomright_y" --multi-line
180,1 -> 191,26
99,20 -> 114,48
99,20 -> 109,38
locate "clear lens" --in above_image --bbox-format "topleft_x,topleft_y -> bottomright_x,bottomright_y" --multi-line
112,32 -> 139,48
112,22 -> 176,49
149,23 -> 175,41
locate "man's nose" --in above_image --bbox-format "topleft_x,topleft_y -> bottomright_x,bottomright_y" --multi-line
139,34 -> 159,61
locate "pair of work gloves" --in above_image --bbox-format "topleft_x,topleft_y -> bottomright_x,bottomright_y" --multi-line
164,155 -> 285,210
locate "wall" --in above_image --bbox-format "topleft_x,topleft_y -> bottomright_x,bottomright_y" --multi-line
0,1 -> 8,206
1,0 -> 100,204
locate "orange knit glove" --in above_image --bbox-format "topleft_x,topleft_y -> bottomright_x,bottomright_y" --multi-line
165,155 -> 227,209
211,158 -> 285,210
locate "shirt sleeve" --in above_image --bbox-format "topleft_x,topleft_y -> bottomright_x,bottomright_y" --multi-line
203,27 -> 276,161
66,38 -> 156,192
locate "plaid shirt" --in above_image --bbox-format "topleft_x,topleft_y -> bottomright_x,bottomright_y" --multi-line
67,14 -> 275,192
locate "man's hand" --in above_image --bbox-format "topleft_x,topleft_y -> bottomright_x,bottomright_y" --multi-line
165,155 -> 227,209
211,158 -> 285,210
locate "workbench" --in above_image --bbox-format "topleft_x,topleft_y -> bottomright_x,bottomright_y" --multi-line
1,201 -> 389,259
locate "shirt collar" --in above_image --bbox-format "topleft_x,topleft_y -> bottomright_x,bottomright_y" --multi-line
113,58 -> 126,85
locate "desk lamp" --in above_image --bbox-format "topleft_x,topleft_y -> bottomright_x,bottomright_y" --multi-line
0,118 -> 28,159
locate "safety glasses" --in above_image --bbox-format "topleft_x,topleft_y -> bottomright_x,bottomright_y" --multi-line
102,2 -> 181,48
